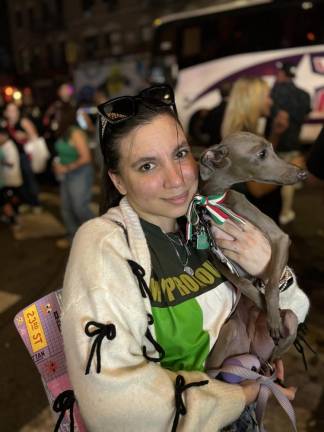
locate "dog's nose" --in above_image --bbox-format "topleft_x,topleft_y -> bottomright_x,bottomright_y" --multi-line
297,170 -> 308,181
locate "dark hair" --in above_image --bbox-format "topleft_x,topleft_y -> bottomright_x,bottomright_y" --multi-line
99,104 -> 180,214
56,104 -> 77,137
277,62 -> 296,78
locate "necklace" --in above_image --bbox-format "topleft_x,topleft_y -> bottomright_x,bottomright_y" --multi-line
164,231 -> 195,276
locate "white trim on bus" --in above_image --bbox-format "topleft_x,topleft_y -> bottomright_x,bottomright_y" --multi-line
153,0 -> 272,27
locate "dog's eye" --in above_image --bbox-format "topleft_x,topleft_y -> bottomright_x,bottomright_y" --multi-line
257,149 -> 267,159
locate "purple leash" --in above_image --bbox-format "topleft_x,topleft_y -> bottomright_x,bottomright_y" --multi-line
208,362 -> 297,432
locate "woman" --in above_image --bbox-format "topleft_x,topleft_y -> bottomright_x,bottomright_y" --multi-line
61,85 -> 308,431
3,102 -> 41,211
53,106 -> 94,248
221,77 -> 289,223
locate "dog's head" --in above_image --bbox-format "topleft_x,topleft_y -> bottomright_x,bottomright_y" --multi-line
199,131 -> 308,191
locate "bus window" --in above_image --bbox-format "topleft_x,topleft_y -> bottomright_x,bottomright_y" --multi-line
182,26 -> 201,58
157,1 -> 324,71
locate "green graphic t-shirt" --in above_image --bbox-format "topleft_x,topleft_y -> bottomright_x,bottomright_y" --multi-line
141,219 -> 235,373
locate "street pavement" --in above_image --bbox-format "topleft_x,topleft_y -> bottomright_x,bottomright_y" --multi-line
0,182 -> 323,431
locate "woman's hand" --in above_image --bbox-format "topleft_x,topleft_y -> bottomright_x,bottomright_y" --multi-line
240,359 -> 297,407
211,218 -> 271,277
53,161 -> 67,175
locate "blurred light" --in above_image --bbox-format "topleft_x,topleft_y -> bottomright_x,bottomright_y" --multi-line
23,87 -> 32,95
13,90 -> 22,100
302,2 -> 313,10
307,32 -> 316,41
4,86 -> 14,96
154,18 -> 162,27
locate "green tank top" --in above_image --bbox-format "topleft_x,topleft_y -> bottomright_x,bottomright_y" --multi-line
55,127 -> 79,165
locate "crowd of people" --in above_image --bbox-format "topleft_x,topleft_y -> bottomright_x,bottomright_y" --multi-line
0,65 -> 321,249
2,67 -> 323,431
0,82 -> 98,248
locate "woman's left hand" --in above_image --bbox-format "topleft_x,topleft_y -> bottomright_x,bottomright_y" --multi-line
212,218 -> 271,277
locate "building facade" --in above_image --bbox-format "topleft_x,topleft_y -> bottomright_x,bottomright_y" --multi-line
6,0 -> 189,103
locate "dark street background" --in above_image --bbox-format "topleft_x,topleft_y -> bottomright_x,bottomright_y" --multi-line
1,179 -> 324,431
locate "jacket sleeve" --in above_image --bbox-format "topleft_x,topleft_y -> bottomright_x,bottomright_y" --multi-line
278,267 -> 309,323
61,220 -> 245,432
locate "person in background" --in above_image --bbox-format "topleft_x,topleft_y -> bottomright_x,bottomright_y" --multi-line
268,62 -> 311,225
21,88 -> 44,136
204,81 -> 232,145
221,76 -> 289,223
3,102 -> 41,213
76,84 -> 109,170
0,126 -> 19,229
61,85 -> 308,432
43,82 -> 75,156
53,105 -> 94,249
188,108 -> 210,147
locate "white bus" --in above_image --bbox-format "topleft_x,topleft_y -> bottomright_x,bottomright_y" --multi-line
150,0 -> 324,142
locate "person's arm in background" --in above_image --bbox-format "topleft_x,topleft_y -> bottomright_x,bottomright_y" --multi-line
20,117 -> 39,141
54,129 -> 92,175
247,111 -> 290,198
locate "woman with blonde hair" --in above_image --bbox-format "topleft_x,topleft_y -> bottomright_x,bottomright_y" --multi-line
221,77 -> 289,222
221,77 -> 274,137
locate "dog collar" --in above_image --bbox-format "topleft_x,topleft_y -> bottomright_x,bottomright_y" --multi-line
186,193 -> 245,242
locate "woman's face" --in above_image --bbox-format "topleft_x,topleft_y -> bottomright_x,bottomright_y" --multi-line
4,103 -> 19,123
109,114 -> 198,232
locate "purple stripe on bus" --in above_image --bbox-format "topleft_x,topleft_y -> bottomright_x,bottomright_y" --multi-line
192,53 -> 324,103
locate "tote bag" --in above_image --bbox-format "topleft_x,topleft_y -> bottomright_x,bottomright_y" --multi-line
25,137 -> 50,173
1,139 -> 23,187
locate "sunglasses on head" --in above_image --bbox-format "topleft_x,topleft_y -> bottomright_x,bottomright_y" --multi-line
97,84 -> 177,136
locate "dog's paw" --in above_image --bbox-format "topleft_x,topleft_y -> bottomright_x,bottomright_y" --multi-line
268,315 -> 284,343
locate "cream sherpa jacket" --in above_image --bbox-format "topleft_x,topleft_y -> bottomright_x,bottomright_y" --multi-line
61,197 -> 309,432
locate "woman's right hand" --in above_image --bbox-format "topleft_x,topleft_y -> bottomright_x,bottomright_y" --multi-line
240,359 -> 297,406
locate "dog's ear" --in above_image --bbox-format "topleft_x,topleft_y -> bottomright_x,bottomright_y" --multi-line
201,145 -> 230,168
200,145 -> 231,181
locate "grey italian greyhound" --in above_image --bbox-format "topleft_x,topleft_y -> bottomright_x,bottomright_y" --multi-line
198,131 -> 307,367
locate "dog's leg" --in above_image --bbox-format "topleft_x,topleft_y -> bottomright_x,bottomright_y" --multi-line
210,258 -> 266,311
206,305 -> 251,369
225,190 -> 292,341
264,234 -> 290,341
270,309 -> 298,361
